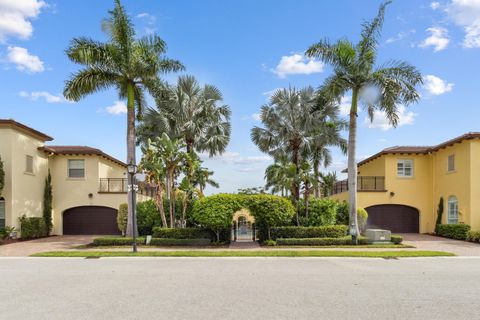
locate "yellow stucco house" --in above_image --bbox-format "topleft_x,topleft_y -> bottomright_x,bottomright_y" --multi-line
330,133 -> 480,234
0,119 -> 150,236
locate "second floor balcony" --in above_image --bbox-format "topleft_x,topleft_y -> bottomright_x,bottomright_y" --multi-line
99,178 -> 155,197
330,176 -> 386,196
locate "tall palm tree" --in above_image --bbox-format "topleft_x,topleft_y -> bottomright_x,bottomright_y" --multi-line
193,167 -> 219,197
306,1 -> 422,240
63,0 -> 184,236
319,172 -> 337,197
137,75 -> 231,155
251,87 -> 344,202
264,159 -> 296,197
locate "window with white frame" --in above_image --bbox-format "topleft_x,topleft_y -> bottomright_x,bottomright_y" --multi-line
25,155 -> 33,174
447,154 -> 455,172
447,196 -> 458,224
397,159 -> 413,177
0,197 -> 5,228
68,159 -> 85,178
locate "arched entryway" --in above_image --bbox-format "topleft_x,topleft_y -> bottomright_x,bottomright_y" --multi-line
232,209 -> 256,242
63,206 -> 120,235
365,204 -> 420,233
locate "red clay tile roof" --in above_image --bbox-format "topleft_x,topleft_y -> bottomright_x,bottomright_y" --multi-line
0,119 -> 53,141
354,132 -> 480,169
39,146 -> 126,167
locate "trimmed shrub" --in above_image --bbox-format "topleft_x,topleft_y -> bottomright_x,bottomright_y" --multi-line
276,236 -> 368,246
264,239 -> 277,246
391,235 -> 403,245
149,238 -> 211,246
152,227 -> 211,239
192,194 -> 242,242
242,194 -> 296,241
357,208 -> 368,233
92,237 -> 210,246
93,237 -> 146,246
270,225 -> 348,240
434,197 -> 444,234
137,200 -> 161,236
436,224 -> 471,240
466,230 -> 480,243
306,198 -> 338,226
117,203 -> 128,236
336,201 -> 349,225
19,216 -> 47,239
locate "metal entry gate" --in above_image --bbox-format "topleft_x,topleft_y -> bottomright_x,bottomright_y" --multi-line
232,217 -> 257,242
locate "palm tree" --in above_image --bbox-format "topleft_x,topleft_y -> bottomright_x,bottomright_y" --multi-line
63,0 -> 184,236
264,159 -> 296,197
319,172 -> 337,197
193,166 -> 219,197
137,75 -> 231,155
251,87 -> 344,202
305,1 -> 422,240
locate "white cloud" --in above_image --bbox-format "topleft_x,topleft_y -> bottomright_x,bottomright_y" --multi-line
19,91 -> 72,103
251,113 -> 261,121
430,2 -> 441,9
271,53 -> 324,78
446,0 -> 480,48
386,29 -> 416,44
339,96 -> 352,116
423,75 -> 454,95
6,46 -> 44,73
419,27 -> 450,51
136,12 -> 156,23
365,105 -> 417,131
0,0 -> 46,42
105,101 -> 127,115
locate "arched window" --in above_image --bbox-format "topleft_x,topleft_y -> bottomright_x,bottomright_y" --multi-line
0,197 -> 5,228
447,196 -> 458,224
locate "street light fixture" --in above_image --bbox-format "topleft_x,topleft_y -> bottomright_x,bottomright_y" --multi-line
127,161 -> 138,253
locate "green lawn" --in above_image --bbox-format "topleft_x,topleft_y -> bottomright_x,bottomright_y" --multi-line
32,250 -> 454,258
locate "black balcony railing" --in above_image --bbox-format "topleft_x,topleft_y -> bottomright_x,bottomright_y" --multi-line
330,176 -> 385,196
99,178 -> 155,197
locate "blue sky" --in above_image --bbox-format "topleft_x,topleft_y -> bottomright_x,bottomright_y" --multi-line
1,0 -> 479,194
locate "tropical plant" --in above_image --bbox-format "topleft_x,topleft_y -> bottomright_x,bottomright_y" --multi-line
251,86 -> 345,202
63,0 -> 184,236
435,197 -> 444,234
264,158 -> 296,197
320,172 -> 337,197
43,171 -> 53,235
117,203 -> 128,235
305,1 -> 422,240
192,166 -> 219,197
137,75 -> 231,155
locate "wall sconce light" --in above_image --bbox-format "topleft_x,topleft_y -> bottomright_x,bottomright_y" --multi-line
88,193 -> 93,199
389,191 -> 395,197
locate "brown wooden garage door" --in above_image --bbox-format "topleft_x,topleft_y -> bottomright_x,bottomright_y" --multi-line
63,206 -> 121,235
366,205 -> 419,233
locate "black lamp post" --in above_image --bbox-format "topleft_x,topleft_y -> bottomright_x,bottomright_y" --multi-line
127,161 -> 138,253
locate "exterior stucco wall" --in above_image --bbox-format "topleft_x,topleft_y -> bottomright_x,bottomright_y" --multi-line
49,155 -> 129,235
0,128 -> 48,231
469,139 -> 480,231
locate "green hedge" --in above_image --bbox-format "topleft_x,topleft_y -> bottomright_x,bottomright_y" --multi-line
270,225 -> 348,240
305,198 -> 338,226
436,224 -> 471,240
93,237 -> 146,246
276,236 -> 368,246
149,238 -> 211,246
391,235 -> 403,244
19,216 -> 47,239
466,230 -> 480,243
152,227 -> 211,239
92,237 -> 211,246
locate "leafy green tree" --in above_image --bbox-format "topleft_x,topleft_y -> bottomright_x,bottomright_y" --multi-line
43,171 -> 53,235
193,166 -> 219,197
117,203 -> 128,235
0,155 -> 4,196
63,0 -> 183,236
306,1 -> 422,239
137,75 -> 231,155
264,158 -> 296,197
320,172 -> 337,197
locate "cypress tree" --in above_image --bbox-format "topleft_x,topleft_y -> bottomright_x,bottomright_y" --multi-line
43,170 -> 53,235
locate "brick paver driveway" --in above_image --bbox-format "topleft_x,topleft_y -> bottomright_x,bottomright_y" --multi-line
402,233 -> 480,256
0,235 -> 95,257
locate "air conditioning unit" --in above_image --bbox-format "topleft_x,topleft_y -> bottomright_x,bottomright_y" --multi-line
365,229 -> 391,243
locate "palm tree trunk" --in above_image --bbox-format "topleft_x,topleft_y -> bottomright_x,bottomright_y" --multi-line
313,158 -> 320,198
292,148 -> 300,202
126,83 -> 138,237
156,184 -> 168,228
169,170 -> 174,228
181,193 -> 188,228
348,88 -> 360,242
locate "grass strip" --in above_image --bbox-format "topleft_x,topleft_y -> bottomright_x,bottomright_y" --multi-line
32,250 -> 454,258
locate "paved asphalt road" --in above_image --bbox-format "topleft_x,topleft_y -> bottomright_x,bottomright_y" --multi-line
1,257 -> 479,320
